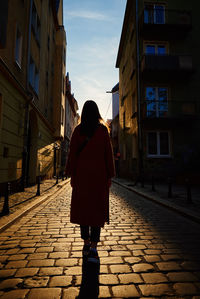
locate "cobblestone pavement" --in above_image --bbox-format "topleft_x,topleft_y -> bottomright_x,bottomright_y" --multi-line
0,179 -> 59,215
0,183 -> 200,298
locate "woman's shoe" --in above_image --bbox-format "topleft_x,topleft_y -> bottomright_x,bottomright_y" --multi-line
87,248 -> 100,264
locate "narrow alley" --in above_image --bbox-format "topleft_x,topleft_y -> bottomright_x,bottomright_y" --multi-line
0,182 -> 200,298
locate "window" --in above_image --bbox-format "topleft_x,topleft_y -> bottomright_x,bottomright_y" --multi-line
147,131 -> 170,157
15,26 -> 23,67
29,56 -> 39,94
146,87 -> 168,117
31,2 -> 40,44
144,4 -> 165,24
145,44 -> 167,55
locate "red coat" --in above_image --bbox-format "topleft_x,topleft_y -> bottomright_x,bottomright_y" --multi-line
65,124 -> 115,227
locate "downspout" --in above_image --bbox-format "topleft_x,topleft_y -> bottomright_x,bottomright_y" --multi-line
135,0 -> 144,180
21,0 -> 33,190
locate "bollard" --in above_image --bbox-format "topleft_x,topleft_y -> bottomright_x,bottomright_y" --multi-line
186,178 -> 192,204
2,182 -> 10,215
152,176 -> 156,191
56,174 -> 58,184
36,176 -> 40,196
168,177 -> 172,198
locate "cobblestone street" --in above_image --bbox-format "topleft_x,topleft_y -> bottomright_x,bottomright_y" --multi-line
0,182 -> 200,298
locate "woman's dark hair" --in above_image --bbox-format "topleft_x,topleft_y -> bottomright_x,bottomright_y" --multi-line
80,100 -> 103,137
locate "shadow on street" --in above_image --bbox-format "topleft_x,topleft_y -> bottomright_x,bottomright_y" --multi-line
77,256 -> 100,299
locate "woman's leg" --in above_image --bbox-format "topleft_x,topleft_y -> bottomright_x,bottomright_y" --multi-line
90,226 -> 101,248
80,225 -> 90,245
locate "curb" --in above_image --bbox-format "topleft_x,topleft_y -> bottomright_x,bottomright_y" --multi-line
112,179 -> 200,225
0,179 -> 70,233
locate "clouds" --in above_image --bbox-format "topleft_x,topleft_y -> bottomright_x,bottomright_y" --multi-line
63,0 -> 126,119
65,10 -> 110,21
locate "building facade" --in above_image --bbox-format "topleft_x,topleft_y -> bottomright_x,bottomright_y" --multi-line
116,0 -> 200,182
0,0 -> 66,192
61,73 -> 79,173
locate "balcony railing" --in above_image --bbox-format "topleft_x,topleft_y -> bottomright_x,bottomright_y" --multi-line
140,8 -> 192,38
141,54 -> 193,73
141,100 -> 200,119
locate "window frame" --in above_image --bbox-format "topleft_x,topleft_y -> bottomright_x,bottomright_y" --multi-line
144,4 -> 166,24
145,86 -> 168,118
15,25 -> 23,68
147,131 -> 171,158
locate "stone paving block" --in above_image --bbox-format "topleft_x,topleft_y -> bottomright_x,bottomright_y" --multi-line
173,283 -> 198,295
118,273 -> 143,284
110,250 -> 131,257
64,266 -> 82,275
17,248 -> 35,254
100,265 -> 109,274
49,275 -> 72,287
27,253 -> 48,260
100,274 -> 119,285
24,276 -> 49,287
8,254 -> 27,261
156,262 -> 182,271
27,288 -> 61,299
27,259 -> 54,267
55,258 -> 78,267
139,284 -> 172,296
142,273 -> 168,283
5,260 -> 28,269
167,272 -> 199,282
112,285 -> 140,298
127,244 -> 146,250
124,257 -> 141,264
99,286 -> 111,298
15,268 -> 39,277
161,254 -> 182,261
144,255 -> 161,262
62,287 -> 79,299
101,257 -> 123,264
0,269 -> 16,278
144,249 -> 161,255
35,247 -> 54,253
0,278 -> 23,290
4,249 -> 20,255
110,264 -> 132,274
132,263 -> 154,273
0,289 -> 29,299
49,252 -> 69,259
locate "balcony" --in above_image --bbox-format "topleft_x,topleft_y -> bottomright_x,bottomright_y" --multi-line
141,54 -> 193,81
140,8 -> 192,39
141,100 -> 200,128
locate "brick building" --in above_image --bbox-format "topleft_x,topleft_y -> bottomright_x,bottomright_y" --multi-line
116,0 -> 200,182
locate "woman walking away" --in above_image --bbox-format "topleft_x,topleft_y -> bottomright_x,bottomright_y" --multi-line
65,100 -> 115,263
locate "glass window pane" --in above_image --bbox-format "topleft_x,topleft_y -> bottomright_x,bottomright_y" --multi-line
146,45 -> 155,55
148,132 -> 157,155
154,5 -> 165,24
157,45 -> 166,55
146,87 -> 156,117
160,132 -> 169,155
158,88 -> 168,116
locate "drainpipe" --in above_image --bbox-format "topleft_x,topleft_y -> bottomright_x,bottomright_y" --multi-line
21,0 -> 33,190
135,0 -> 144,180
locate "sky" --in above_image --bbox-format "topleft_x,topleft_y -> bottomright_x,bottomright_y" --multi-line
63,0 -> 126,120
